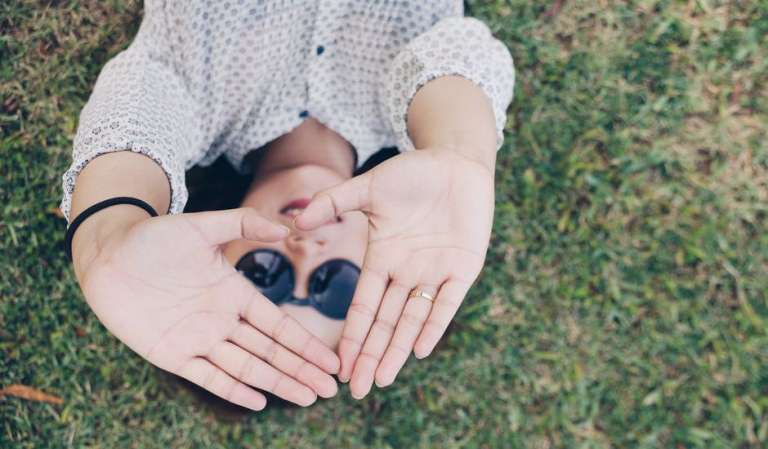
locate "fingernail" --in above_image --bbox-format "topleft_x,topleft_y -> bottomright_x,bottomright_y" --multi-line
337,364 -> 350,382
299,392 -> 317,407
414,350 -> 430,360
351,389 -> 366,400
375,372 -> 394,388
315,377 -> 338,398
350,378 -> 372,400
293,215 -> 307,230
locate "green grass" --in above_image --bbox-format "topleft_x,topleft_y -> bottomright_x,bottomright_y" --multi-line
1,1 -> 767,448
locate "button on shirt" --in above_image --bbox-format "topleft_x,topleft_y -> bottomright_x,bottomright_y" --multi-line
60,0 -> 516,221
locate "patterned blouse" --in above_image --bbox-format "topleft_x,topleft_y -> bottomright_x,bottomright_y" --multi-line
60,0 -> 516,221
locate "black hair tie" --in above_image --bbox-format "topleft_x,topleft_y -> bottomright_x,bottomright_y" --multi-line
65,197 -> 159,261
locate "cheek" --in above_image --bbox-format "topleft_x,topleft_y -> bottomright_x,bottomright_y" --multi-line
221,241 -> 242,266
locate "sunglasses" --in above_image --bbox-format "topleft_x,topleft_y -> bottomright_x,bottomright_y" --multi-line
235,249 -> 360,320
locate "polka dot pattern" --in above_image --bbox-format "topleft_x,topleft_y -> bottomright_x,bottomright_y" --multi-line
60,0 -> 515,222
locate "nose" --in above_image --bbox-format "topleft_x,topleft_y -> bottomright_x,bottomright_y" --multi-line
283,230 -> 326,257
284,230 -> 326,299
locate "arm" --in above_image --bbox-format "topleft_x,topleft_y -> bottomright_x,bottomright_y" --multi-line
67,155 -> 341,411
63,14 -> 340,408
406,74 -> 498,172
64,8 -> 195,283
68,151 -> 170,279
60,4 -> 200,224
381,15 -> 515,161
295,16 -> 516,398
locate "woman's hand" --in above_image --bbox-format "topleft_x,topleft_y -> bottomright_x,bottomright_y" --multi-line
294,148 -> 495,398
72,207 -> 340,410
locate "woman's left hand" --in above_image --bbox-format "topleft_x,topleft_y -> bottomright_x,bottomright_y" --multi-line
294,147 -> 495,398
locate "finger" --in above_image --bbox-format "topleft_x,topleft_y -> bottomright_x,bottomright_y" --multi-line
178,357 -> 267,411
375,287 -> 437,387
348,281 -> 412,399
208,341 -> 317,407
240,290 -> 340,374
336,267 -> 389,382
413,280 -> 472,359
185,207 -> 290,245
229,321 -> 338,398
294,172 -> 372,230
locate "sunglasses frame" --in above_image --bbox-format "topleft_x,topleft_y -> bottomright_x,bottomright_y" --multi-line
235,248 -> 360,320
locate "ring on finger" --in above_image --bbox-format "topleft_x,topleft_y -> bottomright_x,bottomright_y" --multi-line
408,289 -> 435,302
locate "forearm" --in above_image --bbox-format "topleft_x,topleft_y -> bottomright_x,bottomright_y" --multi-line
406,75 -> 498,172
69,151 -> 171,279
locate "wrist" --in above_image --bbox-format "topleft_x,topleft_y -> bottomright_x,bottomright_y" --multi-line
67,151 -> 171,280
71,205 -> 153,281
430,142 -> 497,175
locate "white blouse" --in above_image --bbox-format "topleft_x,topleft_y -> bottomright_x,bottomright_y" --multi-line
60,0 -> 516,221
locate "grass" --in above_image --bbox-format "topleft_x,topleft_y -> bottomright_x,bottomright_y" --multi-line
1,0 -> 767,447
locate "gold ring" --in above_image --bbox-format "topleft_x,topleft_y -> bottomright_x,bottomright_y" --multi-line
408,289 -> 435,302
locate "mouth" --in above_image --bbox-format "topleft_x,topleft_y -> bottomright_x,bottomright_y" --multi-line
279,197 -> 343,224
280,198 -> 312,218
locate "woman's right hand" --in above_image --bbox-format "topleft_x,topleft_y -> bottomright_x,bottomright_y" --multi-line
70,206 -> 340,410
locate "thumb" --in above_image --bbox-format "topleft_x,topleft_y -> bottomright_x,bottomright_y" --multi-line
294,172 -> 372,231
183,207 -> 290,245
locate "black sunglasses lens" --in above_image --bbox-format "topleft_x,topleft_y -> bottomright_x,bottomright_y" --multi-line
309,260 -> 360,320
235,250 -> 293,303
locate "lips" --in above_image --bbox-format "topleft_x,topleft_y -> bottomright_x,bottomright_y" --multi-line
280,198 -> 312,217
280,198 -> 343,224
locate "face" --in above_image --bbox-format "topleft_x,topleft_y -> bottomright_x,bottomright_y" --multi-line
223,164 -> 368,349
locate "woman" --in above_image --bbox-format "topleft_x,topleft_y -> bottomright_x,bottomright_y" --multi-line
64,0 -> 515,411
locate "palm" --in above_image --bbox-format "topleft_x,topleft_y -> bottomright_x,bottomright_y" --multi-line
360,150 -> 494,285
295,148 -> 495,398
77,210 -> 340,409
82,217 -> 251,371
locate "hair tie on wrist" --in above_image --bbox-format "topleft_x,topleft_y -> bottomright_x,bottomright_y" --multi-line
65,196 -> 159,261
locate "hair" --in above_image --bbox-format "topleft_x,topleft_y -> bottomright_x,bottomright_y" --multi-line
183,146 -> 399,213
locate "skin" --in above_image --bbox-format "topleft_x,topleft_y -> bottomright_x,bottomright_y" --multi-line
67,117 -> 359,410
294,75 -> 499,398
70,74 -> 498,408
222,118 -> 368,348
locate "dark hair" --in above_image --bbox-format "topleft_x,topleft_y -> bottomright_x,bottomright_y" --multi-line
183,146 -> 400,213
183,156 -> 252,213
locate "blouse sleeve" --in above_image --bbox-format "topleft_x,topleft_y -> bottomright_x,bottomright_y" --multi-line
59,16 -> 202,223
381,16 -> 515,153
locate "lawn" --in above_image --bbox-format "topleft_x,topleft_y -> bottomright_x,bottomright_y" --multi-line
1,1 -> 767,448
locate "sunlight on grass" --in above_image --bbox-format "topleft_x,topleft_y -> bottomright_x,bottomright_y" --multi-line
1,1 -> 766,448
